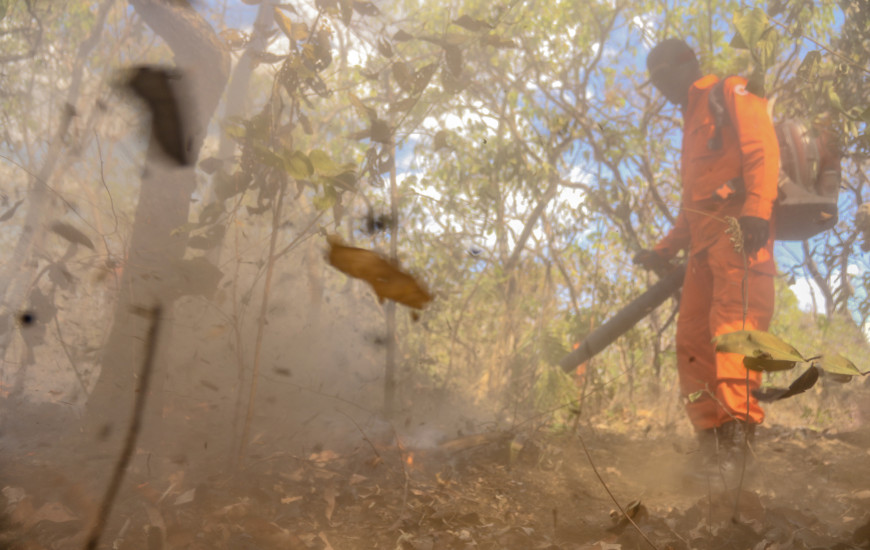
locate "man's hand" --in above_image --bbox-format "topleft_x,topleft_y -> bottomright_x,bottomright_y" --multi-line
738,216 -> 770,257
633,249 -> 670,274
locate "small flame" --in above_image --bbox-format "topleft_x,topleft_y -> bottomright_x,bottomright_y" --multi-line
406,452 -> 414,467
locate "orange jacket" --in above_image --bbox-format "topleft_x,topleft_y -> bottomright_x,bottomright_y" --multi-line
654,75 -> 780,267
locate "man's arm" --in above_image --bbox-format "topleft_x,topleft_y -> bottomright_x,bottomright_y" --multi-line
654,199 -> 690,259
722,76 -> 781,221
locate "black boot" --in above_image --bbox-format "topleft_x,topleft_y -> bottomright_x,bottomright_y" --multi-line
713,420 -> 757,481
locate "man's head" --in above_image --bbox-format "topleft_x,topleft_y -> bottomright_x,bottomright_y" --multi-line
646,38 -> 700,108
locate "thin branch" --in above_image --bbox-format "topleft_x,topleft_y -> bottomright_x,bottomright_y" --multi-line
576,429 -> 658,550
769,17 -> 870,78
53,316 -> 89,398
84,305 -> 162,550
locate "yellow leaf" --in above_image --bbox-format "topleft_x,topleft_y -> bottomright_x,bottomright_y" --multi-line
713,330 -> 805,362
273,7 -> 294,39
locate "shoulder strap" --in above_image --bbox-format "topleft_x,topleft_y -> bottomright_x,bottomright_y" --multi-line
707,76 -> 733,151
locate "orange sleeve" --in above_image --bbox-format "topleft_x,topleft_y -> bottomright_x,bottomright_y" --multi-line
654,201 -> 690,259
721,76 -> 780,220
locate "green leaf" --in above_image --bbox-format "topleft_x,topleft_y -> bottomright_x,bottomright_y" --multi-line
746,69 -> 765,97
817,354 -> 863,377
797,51 -> 821,82
284,151 -> 314,179
687,390 -> 704,403
254,145 -> 286,171
732,7 -> 769,52
713,330 -> 805,362
313,184 -> 339,210
309,149 -> 338,175
827,85 -> 844,113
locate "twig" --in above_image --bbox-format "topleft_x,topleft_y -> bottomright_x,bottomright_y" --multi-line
768,17 -> 870,78
576,429 -> 658,550
84,305 -> 162,550
335,408 -> 381,461
236,181 -> 286,468
732,246 -> 750,520
53,317 -> 89,397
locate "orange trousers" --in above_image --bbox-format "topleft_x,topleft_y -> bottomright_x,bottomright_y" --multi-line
676,234 -> 774,430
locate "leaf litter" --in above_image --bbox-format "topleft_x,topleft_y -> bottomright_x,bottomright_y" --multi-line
3,413 -> 870,550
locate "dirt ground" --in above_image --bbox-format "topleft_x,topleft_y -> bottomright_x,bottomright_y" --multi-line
1,392 -> 869,550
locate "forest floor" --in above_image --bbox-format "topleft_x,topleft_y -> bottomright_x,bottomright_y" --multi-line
1,394 -> 870,550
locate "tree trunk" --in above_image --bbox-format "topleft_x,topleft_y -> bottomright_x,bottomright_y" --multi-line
0,0 -> 113,366
81,0 -> 229,443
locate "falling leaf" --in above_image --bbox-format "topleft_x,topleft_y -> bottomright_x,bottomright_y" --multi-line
125,66 -> 190,165
50,222 -> 95,250
753,365 -> 819,402
0,199 -> 24,222
452,15 -> 492,32
326,235 -> 433,310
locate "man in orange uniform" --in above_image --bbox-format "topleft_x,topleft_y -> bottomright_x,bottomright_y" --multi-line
634,39 -> 780,468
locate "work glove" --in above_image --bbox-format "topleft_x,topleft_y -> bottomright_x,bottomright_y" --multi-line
738,216 -> 770,257
633,249 -> 670,274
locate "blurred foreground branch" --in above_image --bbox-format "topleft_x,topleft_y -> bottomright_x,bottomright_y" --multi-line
84,305 -> 163,550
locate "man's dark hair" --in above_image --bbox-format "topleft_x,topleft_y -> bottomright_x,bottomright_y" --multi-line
646,38 -> 698,75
